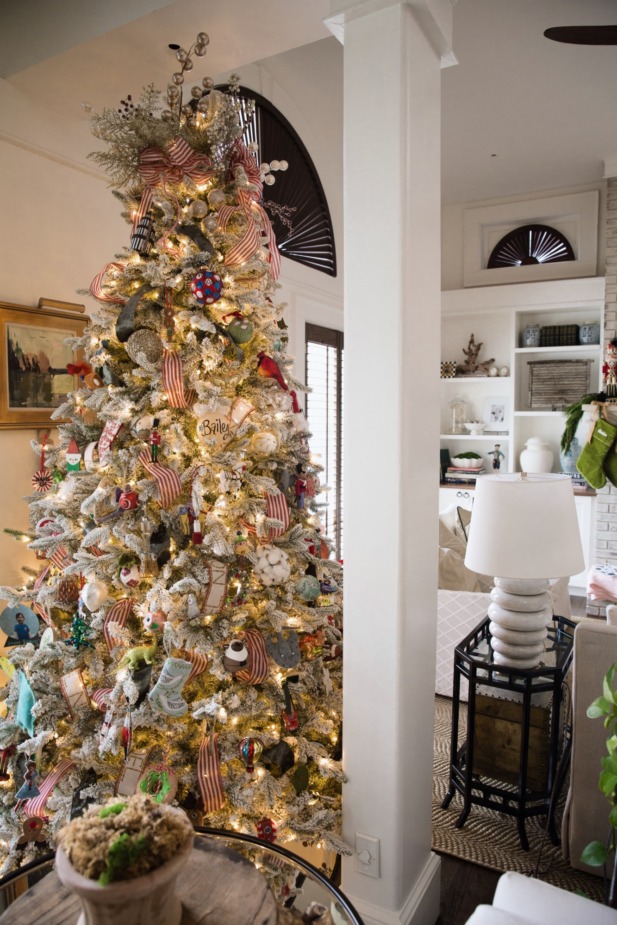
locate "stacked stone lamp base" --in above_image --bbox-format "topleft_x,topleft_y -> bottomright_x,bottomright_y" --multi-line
488,578 -> 553,669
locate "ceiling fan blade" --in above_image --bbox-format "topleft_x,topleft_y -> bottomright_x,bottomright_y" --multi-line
544,25 -> 617,45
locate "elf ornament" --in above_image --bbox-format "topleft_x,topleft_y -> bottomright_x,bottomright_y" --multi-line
65,438 -> 82,472
190,269 -> 222,304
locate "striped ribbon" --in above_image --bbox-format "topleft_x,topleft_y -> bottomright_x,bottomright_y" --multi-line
265,490 -> 290,540
197,732 -> 225,811
89,262 -> 126,304
88,545 -> 106,558
91,688 -> 112,711
184,650 -> 209,683
229,138 -> 264,194
236,629 -> 269,684
33,566 -> 50,592
32,602 -> 53,627
49,546 -> 72,571
59,669 -> 90,720
23,758 -> 76,819
162,350 -> 196,408
138,449 -> 182,509
103,598 -> 134,652
98,420 -> 122,462
219,189 -> 280,279
134,137 -> 215,232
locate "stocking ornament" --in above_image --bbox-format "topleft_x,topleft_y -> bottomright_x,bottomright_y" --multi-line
148,657 -> 192,717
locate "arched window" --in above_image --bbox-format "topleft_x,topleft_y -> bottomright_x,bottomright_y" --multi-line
487,224 -> 575,269
230,86 -> 337,277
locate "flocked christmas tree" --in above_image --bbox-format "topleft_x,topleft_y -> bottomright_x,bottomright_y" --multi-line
0,32 -> 344,873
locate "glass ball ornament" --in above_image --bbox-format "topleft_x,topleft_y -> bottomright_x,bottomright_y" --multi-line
264,174 -> 275,186
269,160 -> 280,170
181,103 -> 193,116
172,72 -> 185,86
208,188 -> 226,208
278,160 -> 289,171
189,200 -> 208,219
202,214 -> 218,233
161,110 -> 174,122
196,32 -> 210,45
175,48 -> 189,62
202,76 -> 214,89
247,141 -> 259,154
197,99 -> 209,113
183,58 -> 194,71
167,84 -> 180,99
191,85 -> 203,99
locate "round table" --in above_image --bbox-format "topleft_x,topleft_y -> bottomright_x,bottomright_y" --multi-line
0,828 -> 363,925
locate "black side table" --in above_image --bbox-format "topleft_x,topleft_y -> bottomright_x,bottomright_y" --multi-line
441,615 -> 574,851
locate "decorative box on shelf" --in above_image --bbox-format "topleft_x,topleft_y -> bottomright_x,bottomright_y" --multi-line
539,324 -> 579,347
527,359 -> 592,410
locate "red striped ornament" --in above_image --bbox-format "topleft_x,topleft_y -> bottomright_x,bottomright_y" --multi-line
89,262 -> 126,304
265,490 -> 290,540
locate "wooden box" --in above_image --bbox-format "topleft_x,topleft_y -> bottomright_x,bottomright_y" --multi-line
472,694 -> 550,791
527,359 -> 591,411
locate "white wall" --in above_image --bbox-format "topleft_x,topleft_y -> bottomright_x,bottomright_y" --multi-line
441,180 -> 606,291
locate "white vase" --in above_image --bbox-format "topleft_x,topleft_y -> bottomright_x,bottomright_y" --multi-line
520,437 -> 554,473
55,832 -> 193,925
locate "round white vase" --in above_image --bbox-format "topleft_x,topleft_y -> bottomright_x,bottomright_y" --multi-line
520,437 -> 554,473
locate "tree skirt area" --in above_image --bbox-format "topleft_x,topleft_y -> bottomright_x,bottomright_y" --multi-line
433,695 -> 608,905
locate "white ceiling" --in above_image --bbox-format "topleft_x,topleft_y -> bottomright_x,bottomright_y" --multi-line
2,0 -> 617,206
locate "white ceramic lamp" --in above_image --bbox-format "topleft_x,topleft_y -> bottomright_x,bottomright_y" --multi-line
464,473 -> 584,669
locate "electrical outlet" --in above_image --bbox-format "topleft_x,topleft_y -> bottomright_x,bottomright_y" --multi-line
355,833 -> 380,878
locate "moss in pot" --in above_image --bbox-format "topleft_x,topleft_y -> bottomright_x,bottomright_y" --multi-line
55,793 -> 194,925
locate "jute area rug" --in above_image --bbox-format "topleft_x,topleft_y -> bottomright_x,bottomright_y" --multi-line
432,695 -> 607,904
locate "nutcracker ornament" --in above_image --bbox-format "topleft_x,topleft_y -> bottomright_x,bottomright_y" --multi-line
149,418 -> 161,462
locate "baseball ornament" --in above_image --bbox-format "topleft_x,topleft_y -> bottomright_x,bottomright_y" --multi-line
250,431 -> 279,456
119,565 -> 142,588
191,269 -> 222,305
253,545 -> 291,587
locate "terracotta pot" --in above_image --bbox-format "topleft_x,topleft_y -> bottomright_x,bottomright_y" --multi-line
55,832 -> 193,925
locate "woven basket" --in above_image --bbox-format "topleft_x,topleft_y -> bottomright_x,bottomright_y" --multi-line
527,359 -> 591,410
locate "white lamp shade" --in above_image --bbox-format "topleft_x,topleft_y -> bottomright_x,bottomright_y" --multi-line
464,473 -> 584,579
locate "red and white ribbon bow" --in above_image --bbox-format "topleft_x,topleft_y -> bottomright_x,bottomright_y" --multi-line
138,449 -> 182,509
89,261 -> 126,304
218,140 -> 280,279
23,758 -> 76,820
103,597 -> 134,652
134,136 -> 215,232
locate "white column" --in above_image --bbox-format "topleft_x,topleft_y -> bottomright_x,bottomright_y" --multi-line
326,2 -> 454,923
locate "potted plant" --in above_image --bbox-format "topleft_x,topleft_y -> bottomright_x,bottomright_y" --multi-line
55,793 -> 194,925
581,663 -> 617,908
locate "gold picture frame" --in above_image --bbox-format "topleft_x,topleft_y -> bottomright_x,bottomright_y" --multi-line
0,300 -> 88,429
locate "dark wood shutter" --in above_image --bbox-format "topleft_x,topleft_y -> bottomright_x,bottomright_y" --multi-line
305,323 -> 344,559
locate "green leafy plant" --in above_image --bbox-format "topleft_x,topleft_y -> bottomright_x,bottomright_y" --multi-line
581,663 -> 617,907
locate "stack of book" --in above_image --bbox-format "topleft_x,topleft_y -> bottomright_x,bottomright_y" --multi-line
444,465 -> 486,484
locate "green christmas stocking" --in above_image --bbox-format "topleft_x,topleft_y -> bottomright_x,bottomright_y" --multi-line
576,417 -> 617,489
603,436 -> 617,488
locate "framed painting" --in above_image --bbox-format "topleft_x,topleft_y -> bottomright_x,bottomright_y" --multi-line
0,299 -> 88,429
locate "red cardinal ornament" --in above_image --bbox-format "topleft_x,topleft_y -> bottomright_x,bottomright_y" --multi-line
257,352 -> 288,391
